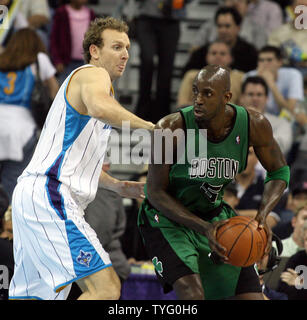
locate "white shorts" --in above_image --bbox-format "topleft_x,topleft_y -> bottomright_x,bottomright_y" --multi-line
9,176 -> 112,300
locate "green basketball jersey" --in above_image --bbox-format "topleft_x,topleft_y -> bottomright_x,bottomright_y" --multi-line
166,103 -> 249,217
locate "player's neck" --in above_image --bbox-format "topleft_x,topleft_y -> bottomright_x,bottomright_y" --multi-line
205,105 -> 235,142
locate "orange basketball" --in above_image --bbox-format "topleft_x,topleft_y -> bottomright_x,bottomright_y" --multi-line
216,216 -> 268,267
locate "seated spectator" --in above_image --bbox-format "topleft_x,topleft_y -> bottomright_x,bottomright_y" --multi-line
0,28 -> 59,201
182,6 -> 258,76
241,76 -> 293,156
19,0 -> 51,47
0,184 -> 9,221
273,180 -> 307,240
246,0 -> 283,34
289,76 -> 307,176
0,205 -> 13,300
245,45 -> 304,116
233,147 -> 280,228
50,0 -> 96,84
223,147 -> 280,228
256,235 -> 288,300
191,0 -> 267,51
277,220 -> 307,299
177,40 -> 244,107
268,0 -> 307,72
278,204 -> 307,257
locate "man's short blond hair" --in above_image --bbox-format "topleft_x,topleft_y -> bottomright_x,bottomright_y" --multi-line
83,17 -> 129,64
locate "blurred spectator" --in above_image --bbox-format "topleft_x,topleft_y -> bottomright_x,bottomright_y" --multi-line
278,204 -> 307,257
0,0 -> 28,48
235,147 -> 280,228
50,0 -> 96,84
0,28 -> 58,201
84,160 -> 131,283
177,40 -> 244,107
268,0 -> 307,72
245,45 -> 304,116
290,76 -> 307,177
133,0 -> 193,123
223,181 -> 239,209
182,6 -> 258,76
19,0 -> 51,47
191,0 -> 267,51
256,235 -> 288,300
0,184 -> 9,222
277,220 -> 307,299
0,205 -> 13,300
246,0 -> 283,34
241,76 -> 293,156
273,180 -> 307,240
223,147 -> 280,228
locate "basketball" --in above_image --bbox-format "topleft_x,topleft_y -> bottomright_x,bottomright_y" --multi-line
216,216 -> 268,267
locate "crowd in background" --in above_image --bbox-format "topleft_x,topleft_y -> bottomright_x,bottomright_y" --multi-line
0,0 -> 307,300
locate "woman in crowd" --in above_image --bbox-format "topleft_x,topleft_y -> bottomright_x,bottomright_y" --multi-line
0,28 -> 59,201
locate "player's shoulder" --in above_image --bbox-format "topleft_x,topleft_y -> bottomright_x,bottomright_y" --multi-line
74,65 -> 111,84
155,111 -> 184,131
245,106 -> 273,146
245,106 -> 271,128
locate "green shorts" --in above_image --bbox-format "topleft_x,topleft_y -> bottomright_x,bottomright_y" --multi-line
138,200 -> 261,300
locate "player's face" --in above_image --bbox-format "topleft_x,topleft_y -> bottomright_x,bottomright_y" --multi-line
206,43 -> 232,67
242,83 -> 267,113
216,14 -> 240,44
97,29 -> 130,81
192,72 -> 230,122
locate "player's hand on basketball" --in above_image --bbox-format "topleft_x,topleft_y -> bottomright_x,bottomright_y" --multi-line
117,181 -> 145,200
255,214 -> 272,256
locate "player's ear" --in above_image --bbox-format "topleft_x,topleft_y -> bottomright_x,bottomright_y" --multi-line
89,44 -> 99,61
224,91 -> 232,103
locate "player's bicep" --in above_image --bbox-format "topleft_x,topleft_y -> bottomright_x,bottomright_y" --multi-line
80,68 -> 112,116
254,138 -> 286,173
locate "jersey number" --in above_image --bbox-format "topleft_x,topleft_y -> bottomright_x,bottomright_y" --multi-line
200,182 -> 223,203
4,72 -> 17,95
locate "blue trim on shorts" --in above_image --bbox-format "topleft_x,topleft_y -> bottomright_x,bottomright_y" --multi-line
54,263 -> 112,293
9,296 -> 43,300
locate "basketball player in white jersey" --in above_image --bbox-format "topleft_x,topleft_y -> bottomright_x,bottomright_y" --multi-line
9,17 -> 154,300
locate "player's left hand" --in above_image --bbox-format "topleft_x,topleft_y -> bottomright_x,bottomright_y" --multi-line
117,181 -> 145,200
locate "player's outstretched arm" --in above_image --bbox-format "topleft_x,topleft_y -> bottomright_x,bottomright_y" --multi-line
79,67 -> 154,130
146,113 -> 227,258
248,108 -> 289,229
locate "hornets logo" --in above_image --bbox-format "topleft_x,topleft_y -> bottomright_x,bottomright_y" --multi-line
76,250 -> 92,268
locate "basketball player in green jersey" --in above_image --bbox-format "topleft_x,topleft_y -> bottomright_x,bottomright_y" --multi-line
138,65 -> 290,300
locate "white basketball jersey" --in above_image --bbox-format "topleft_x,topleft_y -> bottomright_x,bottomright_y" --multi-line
20,65 -> 112,210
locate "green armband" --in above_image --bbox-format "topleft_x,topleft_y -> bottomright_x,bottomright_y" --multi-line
264,165 -> 290,187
